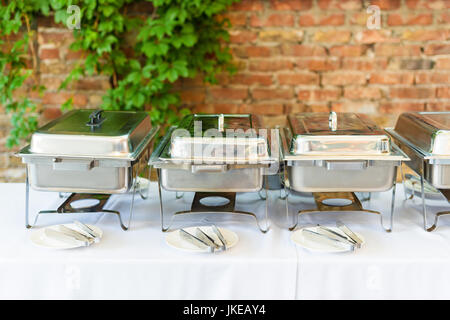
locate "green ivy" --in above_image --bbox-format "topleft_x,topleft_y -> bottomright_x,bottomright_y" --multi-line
0,0 -> 239,147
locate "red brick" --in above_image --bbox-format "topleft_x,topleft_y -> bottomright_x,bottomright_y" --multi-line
73,78 -> 110,91
259,30 -> 303,42
282,44 -> 327,57
355,30 -> 397,44
308,103 -> 330,112
42,107 -> 63,121
270,0 -> 312,10
210,88 -> 248,100
390,88 -> 435,99
42,92 -> 87,106
249,60 -> 294,72
194,104 -> 241,114
41,77 -> 63,91
438,12 -> 450,24
427,102 -> 450,111
298,13 -> 345,26
322,72 -> 366,86
221,13 -> 247,27
65,50 -> 85,60
298,88 -> 341,101
415,73 -> 450,84
245,46 -> 273,57
38,31 -> 74,45
332,102 -> 377,113
180,89 -> 206,104
239,103 -> 284,115
39,48 -> 59,60
344,87 -> 382,100
231,0 -> 264,11
437,87 -> 450,98
379,102 -> 425,113
313,31 -> 351,43
250,14 -> 295,27
375,44 -> 421,56
436,58 -> 450,69
229,30 -> 257,43
342,58 -> 388,70
303,58 -> 340,71
317,0 -> 362,10
402,30 -> 449,41
329,45 -> 367,57
252,88 -> 294,100
277,73 -> 319,85
231,73 -> 273,86
424,44 -> 450,55
370,0 -> 401,9
369,73 -> 414,84
387,13 -> 433,26
285,103 -> 308,113
406,0 -> 450,9
350,13 -> 370,25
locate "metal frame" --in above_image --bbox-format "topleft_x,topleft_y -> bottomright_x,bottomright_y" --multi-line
25,166 -> 151,231
401,162 -> 450,232
285,166 -> 397,232
156,168 -> 270,233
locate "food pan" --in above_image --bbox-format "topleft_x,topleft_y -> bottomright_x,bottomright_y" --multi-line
281,112 -> 407,192
18,109 -> 158,194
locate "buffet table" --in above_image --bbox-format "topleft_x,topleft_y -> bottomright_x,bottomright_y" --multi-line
1,182 -> 450,300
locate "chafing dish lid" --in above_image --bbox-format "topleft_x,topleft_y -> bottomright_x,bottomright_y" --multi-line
393,112 -> 450,156
28,109 -> 153,159
163,114 -> 271,162
287,112 -> 391,155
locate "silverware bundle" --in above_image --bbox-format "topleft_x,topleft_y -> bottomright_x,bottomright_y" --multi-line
179,225 -> 227,253
44,220 -> 101,247
303,221 -> 363,252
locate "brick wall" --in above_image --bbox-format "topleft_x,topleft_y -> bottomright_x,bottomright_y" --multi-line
1,0 -> 450,182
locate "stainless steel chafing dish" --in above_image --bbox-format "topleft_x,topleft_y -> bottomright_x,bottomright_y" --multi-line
18,109 -> 158,230
387,112 -> 450,231
150,113 -> 277,233
151,114 -> 275,193
281,112 -> 408,231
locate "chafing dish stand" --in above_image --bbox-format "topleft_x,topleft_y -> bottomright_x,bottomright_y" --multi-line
150,114 -> 278,233
281,112 -> 408,232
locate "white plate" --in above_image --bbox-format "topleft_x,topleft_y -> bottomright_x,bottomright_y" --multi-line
166,226 -> 238,253
291,226 -> 364,253
30,223 -> 103,249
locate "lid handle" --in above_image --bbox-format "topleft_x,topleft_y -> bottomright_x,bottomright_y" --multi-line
86,109 -> 106,130
329,111 -> 337,132
218,114 -> 224,132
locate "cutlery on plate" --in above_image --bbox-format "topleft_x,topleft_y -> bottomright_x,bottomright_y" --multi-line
336,221 -> 363,248
303,229 -> 355,252
74,220 -> 100,242
44,228 -> 90,247
316,225 -> 356,245
58,225 -> 94,245
194,228 -> 219,250
211,225 -> 227,251
179,229 -> 214,253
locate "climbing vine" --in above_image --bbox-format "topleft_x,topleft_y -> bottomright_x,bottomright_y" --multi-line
0,0 -> 239,148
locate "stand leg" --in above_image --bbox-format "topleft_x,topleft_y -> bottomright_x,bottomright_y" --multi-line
156,169 -> 169,232
25,172 -> 31,229
420,169 -> 429,231
379,169 -> 397,233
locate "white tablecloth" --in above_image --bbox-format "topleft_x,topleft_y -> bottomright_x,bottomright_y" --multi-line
0,182 -> 450,299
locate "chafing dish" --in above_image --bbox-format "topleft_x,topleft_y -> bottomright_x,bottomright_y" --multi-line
150,113 -> 277,232
387,112 -> 450,231
18,109 -> 159,230
281,112 -> 408,231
